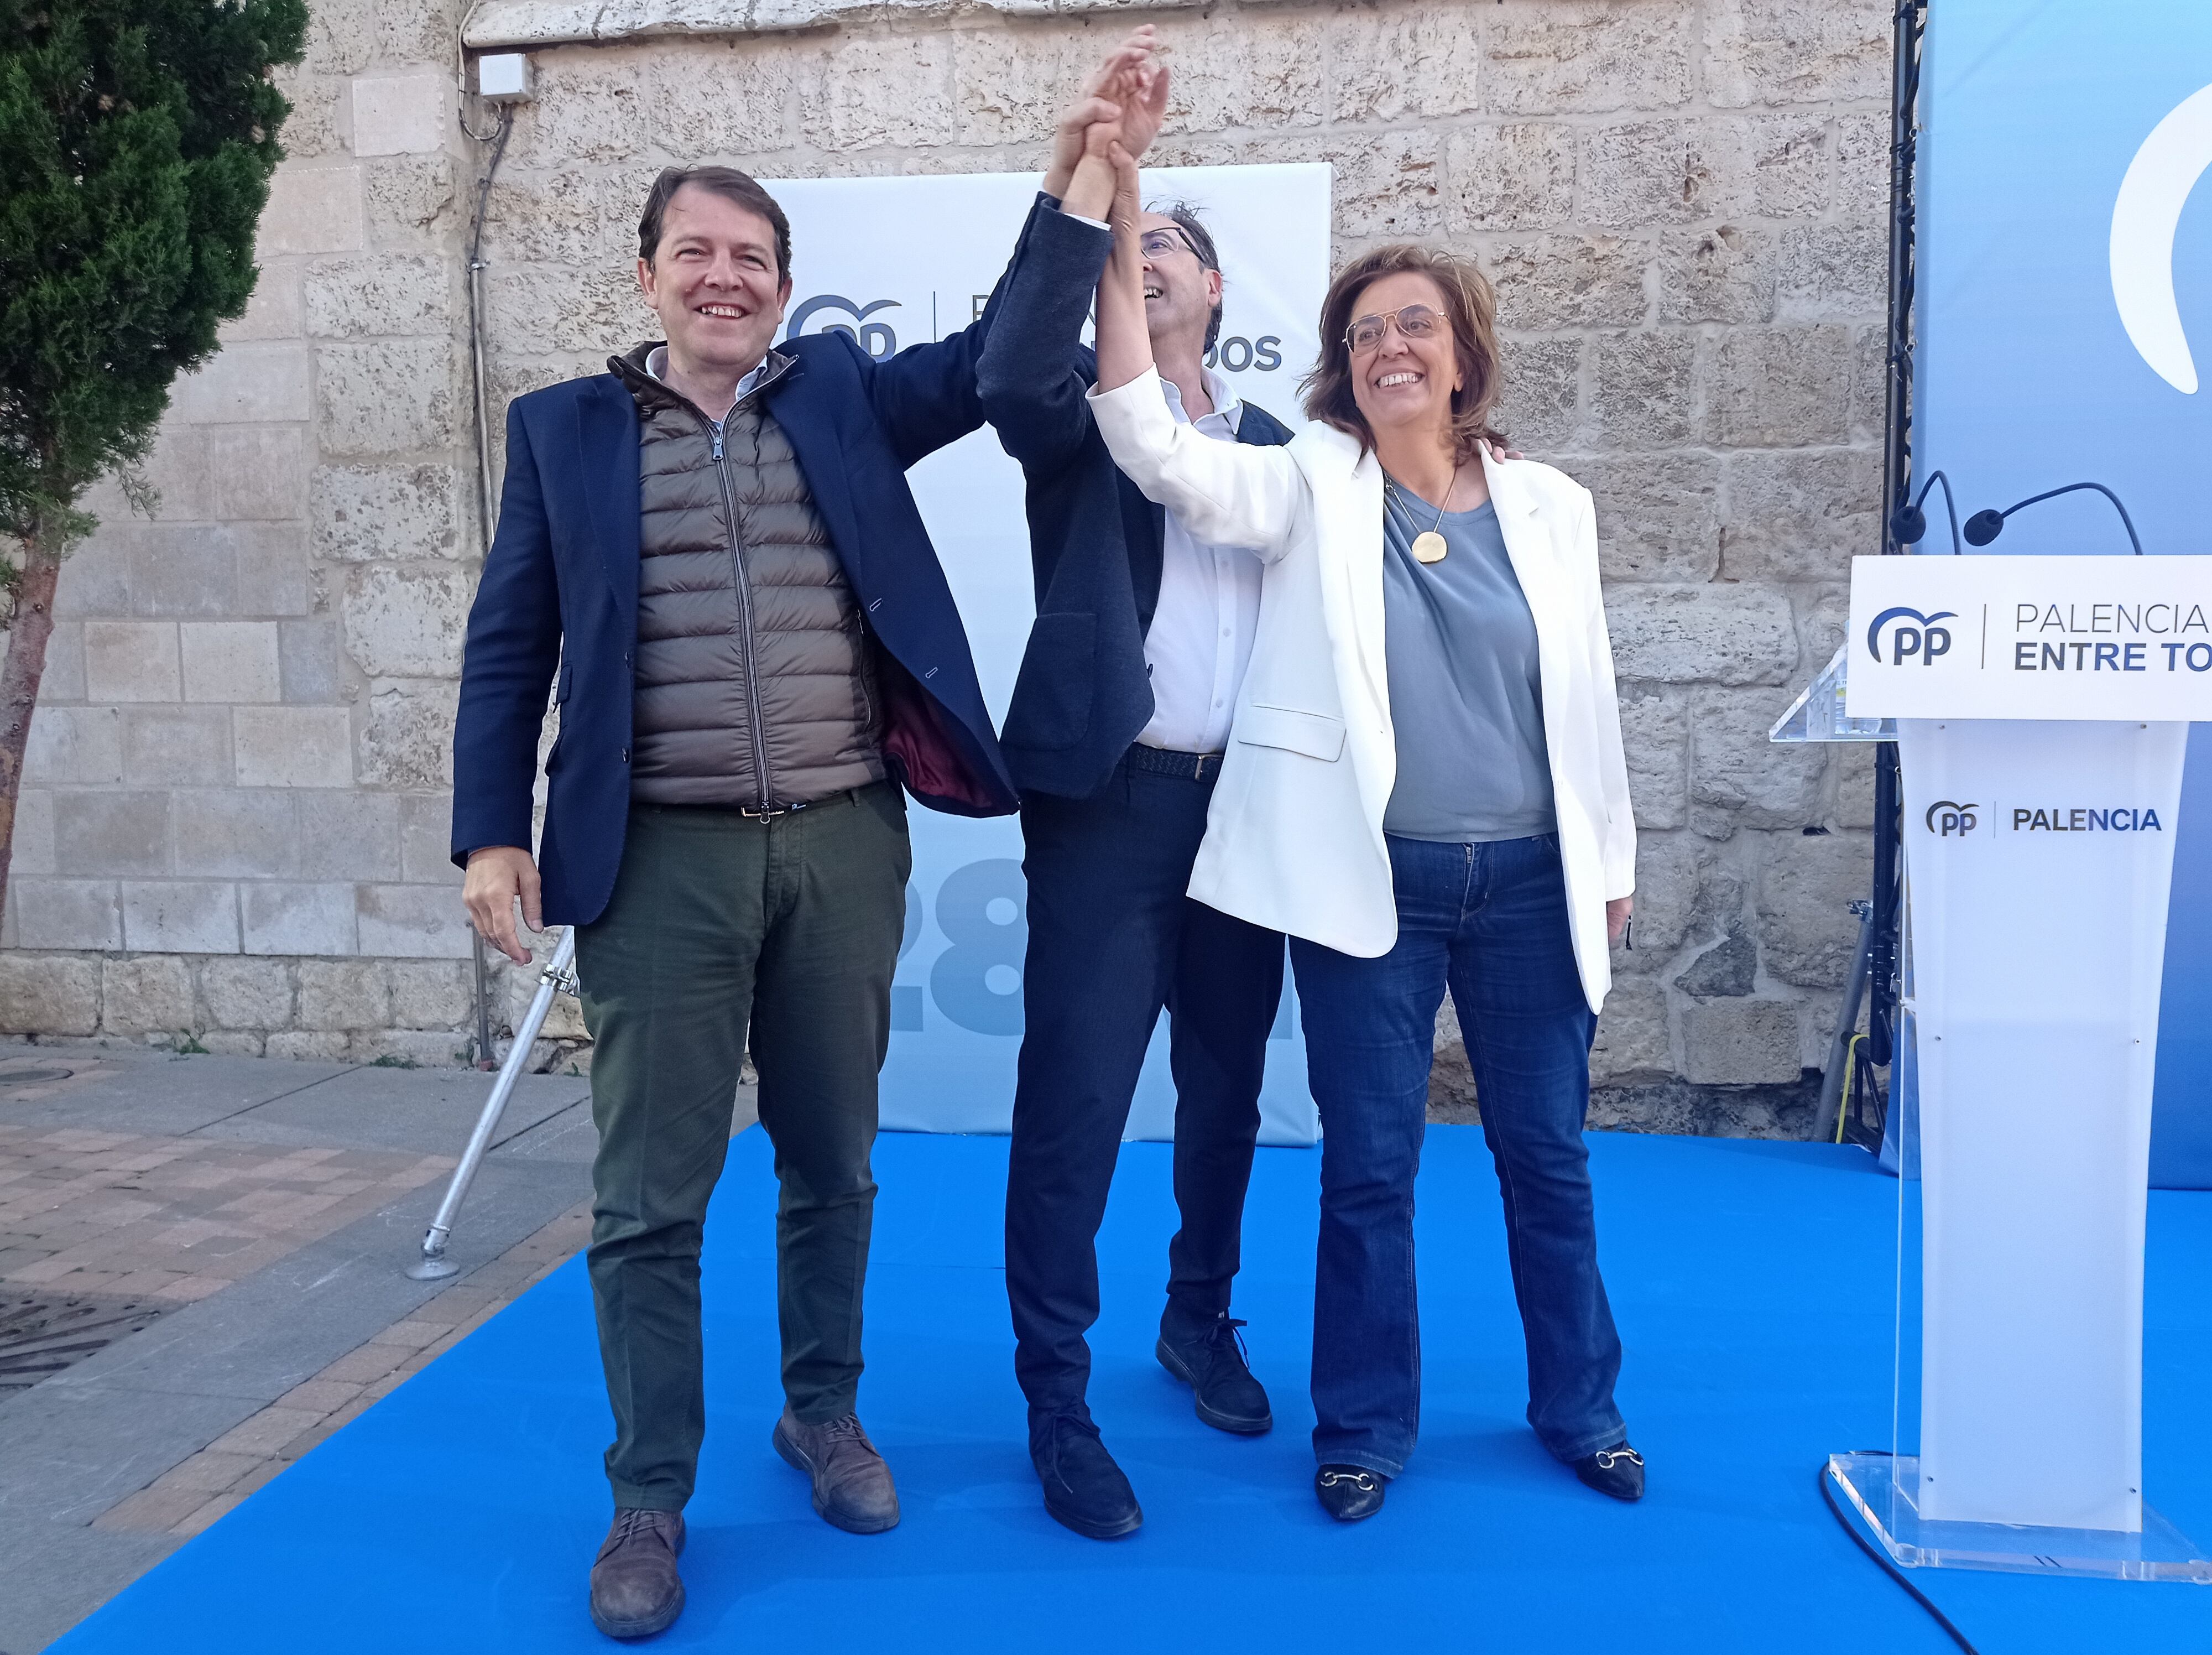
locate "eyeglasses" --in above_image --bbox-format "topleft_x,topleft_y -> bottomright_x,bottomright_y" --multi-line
1139,228 -> 1198,262
1344,304 -> 1442,355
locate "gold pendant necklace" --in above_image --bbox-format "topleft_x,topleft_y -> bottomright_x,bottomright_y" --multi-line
1388,473 -> 1453,564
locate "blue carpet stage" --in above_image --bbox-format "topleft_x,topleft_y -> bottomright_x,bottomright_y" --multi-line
53,1130 -> 2212,1653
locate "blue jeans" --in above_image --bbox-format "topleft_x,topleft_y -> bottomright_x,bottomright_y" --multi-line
1290,832 -> 1625,1476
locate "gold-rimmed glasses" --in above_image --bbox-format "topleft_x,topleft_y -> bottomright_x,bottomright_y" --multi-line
1344,304 -> 1442,355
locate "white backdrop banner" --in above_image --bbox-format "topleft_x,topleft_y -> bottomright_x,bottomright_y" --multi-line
759,164 -> 1333,1143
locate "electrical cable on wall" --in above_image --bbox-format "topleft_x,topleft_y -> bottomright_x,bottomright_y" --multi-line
455,11 -> 522,1069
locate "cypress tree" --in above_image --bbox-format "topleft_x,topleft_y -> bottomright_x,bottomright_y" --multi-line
0,0 -> 306,925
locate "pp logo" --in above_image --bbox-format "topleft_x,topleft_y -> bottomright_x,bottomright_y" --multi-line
1926,799 -> 1979,837
1867,605 -> 1958,667
785,295 -> 900,361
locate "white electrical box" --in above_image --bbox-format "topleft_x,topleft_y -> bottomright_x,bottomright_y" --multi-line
474,53 -> 533,102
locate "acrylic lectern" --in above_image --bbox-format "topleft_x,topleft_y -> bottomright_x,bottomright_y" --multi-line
1792,554 -> 2212,1580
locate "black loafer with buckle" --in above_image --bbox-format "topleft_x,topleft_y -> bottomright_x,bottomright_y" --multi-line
1572,1442 -> 1646,1502
1314,1464 -> 1388,1522
1156,1312 -> 1272,1435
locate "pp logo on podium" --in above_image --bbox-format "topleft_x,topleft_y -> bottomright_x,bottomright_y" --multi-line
1926,799 -> 1980,837
1870,606 -> 1959,667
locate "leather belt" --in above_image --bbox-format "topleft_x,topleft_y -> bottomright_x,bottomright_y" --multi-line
1124,743 -> 1225,782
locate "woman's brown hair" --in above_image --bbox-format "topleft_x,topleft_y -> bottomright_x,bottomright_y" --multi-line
1300,244 -> 1505,463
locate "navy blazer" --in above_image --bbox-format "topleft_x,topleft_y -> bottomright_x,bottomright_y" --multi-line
451,200 -> 1102,925
975,199 -> 1294,800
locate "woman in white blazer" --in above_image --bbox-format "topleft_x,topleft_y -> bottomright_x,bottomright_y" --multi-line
1085,148 -> 1641,1522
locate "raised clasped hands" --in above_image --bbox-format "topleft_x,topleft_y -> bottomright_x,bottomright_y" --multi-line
1046,27 -> 1168,213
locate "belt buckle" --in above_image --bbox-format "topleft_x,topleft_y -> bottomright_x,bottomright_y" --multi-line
740,803 -> 793,821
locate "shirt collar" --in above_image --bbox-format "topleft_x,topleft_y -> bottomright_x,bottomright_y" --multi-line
645,345 -> 771,409
1159,367 -> 1244,434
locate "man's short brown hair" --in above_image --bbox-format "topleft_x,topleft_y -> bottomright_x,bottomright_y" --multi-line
1147,199 -> 1224,353
1300,244 -> 1505,464
637,165 -> 792,279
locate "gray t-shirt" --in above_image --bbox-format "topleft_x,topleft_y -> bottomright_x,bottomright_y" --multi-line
1380,486 -> 1557,842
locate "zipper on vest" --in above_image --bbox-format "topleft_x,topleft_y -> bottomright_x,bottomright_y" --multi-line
707,412 -> 775,810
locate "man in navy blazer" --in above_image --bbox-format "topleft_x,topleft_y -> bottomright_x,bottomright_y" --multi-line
452,164 -> 1094,1638
973,38 -> 1296,1542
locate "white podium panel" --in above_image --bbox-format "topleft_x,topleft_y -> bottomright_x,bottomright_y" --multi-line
1898,718 -> 2183,1531
1816,554 -> 2212,1579
1846,554 -> 2212,721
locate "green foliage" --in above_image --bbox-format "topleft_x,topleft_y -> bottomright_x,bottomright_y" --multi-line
0,0 -> 308,555
370,1052 -> 421,1069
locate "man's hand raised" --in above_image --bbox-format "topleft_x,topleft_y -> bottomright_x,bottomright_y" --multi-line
464,845 -> 544,965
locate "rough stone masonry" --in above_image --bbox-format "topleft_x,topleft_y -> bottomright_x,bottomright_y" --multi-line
0,0 -> 1889,1133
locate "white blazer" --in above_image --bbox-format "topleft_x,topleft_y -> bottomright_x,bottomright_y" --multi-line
1088,369 -> 1636,1013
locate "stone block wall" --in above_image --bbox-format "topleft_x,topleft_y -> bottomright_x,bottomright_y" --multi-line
2,0 -> 1889,1130
1,0 -> 493,1060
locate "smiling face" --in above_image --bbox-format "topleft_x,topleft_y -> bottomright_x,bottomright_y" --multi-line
1136,210 -> 1223,358
637,183 -> 792,381
1344,270 -> 1461,447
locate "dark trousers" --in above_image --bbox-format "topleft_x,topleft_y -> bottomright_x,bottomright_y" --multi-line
1289,833 -> 1625,1477
575,788 -> 910,1511
1004,752 -> 1286,1439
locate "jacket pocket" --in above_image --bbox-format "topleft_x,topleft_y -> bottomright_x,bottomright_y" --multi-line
1235,702 -> 1346,762
1001,612 -> 1096,751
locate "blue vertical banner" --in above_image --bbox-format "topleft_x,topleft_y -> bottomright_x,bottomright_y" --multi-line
1918,1 -> 2212,1185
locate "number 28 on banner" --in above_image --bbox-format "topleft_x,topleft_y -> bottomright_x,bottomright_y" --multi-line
892,860 -> 1027,1036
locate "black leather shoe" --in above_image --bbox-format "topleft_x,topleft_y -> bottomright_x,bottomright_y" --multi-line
1572,1442 -> 1645,1502
1032,1413 -> 1142,1539
1315,1464 -> 1387,1522
1156,1313 -> 1272,1434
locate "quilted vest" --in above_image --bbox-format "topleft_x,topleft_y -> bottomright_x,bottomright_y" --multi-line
613,344 -> 886,810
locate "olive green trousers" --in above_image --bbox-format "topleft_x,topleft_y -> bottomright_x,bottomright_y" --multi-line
575,787 -> 909,1511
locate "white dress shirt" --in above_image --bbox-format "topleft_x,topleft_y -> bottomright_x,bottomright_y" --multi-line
644,345 -> 772,419
1136,368 -> 1264,754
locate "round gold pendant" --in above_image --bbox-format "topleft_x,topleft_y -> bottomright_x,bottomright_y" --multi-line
1411,530 -> 1449,565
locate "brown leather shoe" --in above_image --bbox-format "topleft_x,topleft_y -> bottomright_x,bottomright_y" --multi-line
771,1408 -> 901,1533
589,1507 -> 686,1640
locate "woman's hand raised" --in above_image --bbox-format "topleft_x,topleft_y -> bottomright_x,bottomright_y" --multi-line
1093,140 -> 1156,394
1107,139 -> 1143,235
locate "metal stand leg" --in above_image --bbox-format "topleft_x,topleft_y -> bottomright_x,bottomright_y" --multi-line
406,930 -> 579,1281
1813,901 -> 1876,1143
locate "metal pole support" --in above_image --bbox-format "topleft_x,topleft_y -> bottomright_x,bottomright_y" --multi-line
406,930 -> 579,1281
1813,900 -> 1877,1144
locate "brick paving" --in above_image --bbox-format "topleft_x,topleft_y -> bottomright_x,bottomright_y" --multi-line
0,1041 -> 683,1651
90,1198 -> 594,1541
0,1119 -> 454,1304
